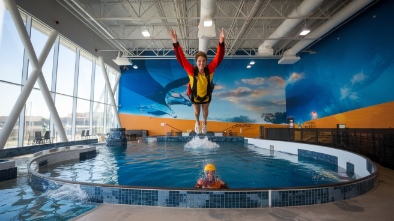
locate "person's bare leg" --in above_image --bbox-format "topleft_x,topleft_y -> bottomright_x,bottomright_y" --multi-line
201,103 -> 209,133
193,104 -> 201,133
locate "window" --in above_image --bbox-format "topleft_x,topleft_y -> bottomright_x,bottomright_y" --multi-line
28,20 -> 54,89
56,38 -> 76,96
75,98 -> 90,139
55,94 -> 73,140
0,7 -> 120,148
25,89 -> 51,145
92,102 -> 104,135
0,10 -> 25,84
93,60 -> 105,102
0,83 -> 21,147
78,50 -> 93,99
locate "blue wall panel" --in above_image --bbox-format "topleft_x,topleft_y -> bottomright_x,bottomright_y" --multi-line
286,0 -> 394,124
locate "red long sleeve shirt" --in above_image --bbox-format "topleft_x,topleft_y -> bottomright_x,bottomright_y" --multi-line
173,42 -> 225,103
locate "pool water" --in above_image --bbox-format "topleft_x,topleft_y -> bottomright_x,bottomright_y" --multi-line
39,139 -> 356,189
0,155 -> 98,221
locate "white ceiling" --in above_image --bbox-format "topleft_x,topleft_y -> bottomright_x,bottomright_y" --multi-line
57,0 -> 376,60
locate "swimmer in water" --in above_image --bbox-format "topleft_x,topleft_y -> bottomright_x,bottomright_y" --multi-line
194,163 -> 229,189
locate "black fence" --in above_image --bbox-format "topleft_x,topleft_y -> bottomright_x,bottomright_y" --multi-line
266,128 -> 394,169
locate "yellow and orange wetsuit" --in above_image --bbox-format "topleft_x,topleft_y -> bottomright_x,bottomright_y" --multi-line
173,41 -> 225,104
194,177 -> 229,189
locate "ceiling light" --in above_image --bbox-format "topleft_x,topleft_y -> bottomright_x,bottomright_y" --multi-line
142,30 -> 150,37
133,65 -> 138,69
204,18 -> 213,27
250,61 -> 255,65
299,29 -> 310,36
247,65 -> 251,68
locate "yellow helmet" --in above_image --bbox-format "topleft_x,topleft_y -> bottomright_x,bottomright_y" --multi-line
204,163 -> 216,171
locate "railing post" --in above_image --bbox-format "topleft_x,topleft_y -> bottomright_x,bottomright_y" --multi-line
331,129 -> 334,147
372,129 -> 377,162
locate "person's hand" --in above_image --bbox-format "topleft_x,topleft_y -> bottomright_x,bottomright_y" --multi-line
169,28 -> 177,43
219,27 -> 225,43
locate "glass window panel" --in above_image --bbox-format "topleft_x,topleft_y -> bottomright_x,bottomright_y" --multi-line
106,67 -> 115,104
25,89 -> 51,146
77,50 -> 92,99
29,20 -> 54,89
75,98 -> 90,139
0,10 -> 25,84
54,94 -> 73,141
93,60 -> 105,102
0,83 -> 20,148
56,38 -> 76,96
106,104 -> 116,131
92,102 -> 104,136
103,66 -> 120,106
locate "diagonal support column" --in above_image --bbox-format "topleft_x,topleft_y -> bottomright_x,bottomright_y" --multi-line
99,57 -> 121,128
0,0 -> 67,149
93,71 -> 120,114
112,72 -> 121,94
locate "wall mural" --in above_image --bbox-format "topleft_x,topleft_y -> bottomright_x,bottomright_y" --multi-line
286,0 -> 394,125
119,58 -> 288,124
119,1 -> 394,125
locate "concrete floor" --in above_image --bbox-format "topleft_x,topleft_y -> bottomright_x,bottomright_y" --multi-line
72,164 -> 394,221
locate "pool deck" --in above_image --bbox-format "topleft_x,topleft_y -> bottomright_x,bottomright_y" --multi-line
71,164 -> 394,221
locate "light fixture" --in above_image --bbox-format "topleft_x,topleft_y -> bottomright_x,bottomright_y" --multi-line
300,19 -> 310,36
113,52 -> 132,66
142,30 -> 150,37
199,16 -> 216,38
133,65 -> 138,69
250,61 -> 255,65
204,16 -> 213,27
299,29 -> 310,36
247,65 -> 251,68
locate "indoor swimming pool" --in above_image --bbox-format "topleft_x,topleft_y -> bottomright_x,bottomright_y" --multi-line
0,154 -> 98,221
0,136 -> 378,221
38,137 -> 355,189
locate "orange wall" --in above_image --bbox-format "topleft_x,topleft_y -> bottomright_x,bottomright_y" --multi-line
120,101 -> 394,133
119,114 -> 287,137
304,101 -> 394,128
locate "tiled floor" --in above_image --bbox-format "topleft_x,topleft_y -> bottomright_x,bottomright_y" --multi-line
72,164 -> 394,221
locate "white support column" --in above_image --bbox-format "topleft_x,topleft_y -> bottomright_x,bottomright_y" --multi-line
99,57 -> 121,128
89,61 -> 96,132
71,49 -> 80,141
50,36 -> 60,141
17,15 -> 32,147
0,0 -> 67,149
112,72 -> 121,94
93,72 -> 120,113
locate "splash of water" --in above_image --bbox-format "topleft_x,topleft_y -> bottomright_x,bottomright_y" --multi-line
184,136 -> 219,149
43,183 -> 89,202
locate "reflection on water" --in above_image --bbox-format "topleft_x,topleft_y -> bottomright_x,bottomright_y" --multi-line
39,142 -> 357,189
0,156 -> 97,221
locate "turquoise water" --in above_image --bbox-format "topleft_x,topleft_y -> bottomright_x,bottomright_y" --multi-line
0,156 -> 97,221
0,139 -> 357,220
40,139 -> 355,188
